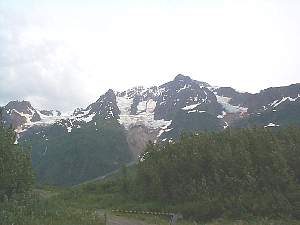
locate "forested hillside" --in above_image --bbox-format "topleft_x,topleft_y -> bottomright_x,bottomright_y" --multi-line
0,119 -> 34,200
0,113 -> 105,225
129,127 -> 300,220
20,118 -> 133,186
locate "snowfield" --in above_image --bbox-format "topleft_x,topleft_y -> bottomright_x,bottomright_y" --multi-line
117,96 -> 171,129
216,95 -> 248,114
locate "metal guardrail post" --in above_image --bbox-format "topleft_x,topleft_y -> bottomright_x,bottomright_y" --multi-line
111,209 -> 182,225
169,213 -> 183,225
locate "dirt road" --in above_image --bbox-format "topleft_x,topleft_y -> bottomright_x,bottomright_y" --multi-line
108,215 -> 149,225
96,210 -> 152,225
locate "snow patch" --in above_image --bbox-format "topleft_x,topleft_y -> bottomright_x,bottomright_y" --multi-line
35,110 -> 66,125
157,122 -> 172,138
117,96 -> 171,130
217,111 -> 227,119
79,113 -> 95,123
182,103 -> 201,110
216,95 -> 248,113
264,123 -> 280,128
137,99 -> 156,113
119,114 -> 171,130
270,95 -> 300,108
176,84 -> 190,93
117,96 -> 133,115
187,110 -> 206,114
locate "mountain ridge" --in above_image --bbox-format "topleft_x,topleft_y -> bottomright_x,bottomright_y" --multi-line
2,74 -> 300,147
1,74 -> 299,185
2,74 -> 300,144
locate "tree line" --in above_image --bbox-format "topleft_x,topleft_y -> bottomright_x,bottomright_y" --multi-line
0,110 -> 34,201
133,127 -> 300,220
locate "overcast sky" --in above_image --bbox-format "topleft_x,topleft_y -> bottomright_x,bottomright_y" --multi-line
1,0 -> 300,111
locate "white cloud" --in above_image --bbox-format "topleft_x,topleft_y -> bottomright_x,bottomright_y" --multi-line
0,0 -> 300,111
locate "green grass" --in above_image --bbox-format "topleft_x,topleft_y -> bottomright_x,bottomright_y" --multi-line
0,191 -> 105,225
110,212 -> 300,225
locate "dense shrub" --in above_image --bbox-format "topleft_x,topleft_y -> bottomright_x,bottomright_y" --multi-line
0,118 -> 34,201
135,127 -> 300,219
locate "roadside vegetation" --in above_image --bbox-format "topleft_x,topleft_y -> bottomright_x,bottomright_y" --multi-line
0,191 -> 105,225
134,127 -> 300,220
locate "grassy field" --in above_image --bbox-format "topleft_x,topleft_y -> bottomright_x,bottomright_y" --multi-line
0,189 -> 105,225
111,212 -> 300,225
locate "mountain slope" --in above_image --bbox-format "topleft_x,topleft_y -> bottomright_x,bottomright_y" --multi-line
20,118 -> 132,186
2,74 -> 299,185
232,97 -> 300,128
17,90 -> 133,186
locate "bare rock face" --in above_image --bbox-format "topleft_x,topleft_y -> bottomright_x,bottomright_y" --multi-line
126,125 -> 159,160
31,112 -> 42,122
5,100 -> 34,115
8,110 -> 28,128
2,101 -> 38,129
74,89 -> 120,121
1,100 -> 62,130
154,74 -> 220,120
215,84 -> 300,113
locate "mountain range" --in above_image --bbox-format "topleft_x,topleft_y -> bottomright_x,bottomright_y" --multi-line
1,74 -> 300,185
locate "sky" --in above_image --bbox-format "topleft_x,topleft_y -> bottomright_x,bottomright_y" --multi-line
0,0 -> 300,111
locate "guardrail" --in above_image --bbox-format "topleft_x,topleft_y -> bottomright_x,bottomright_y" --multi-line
111,209 -> 183,225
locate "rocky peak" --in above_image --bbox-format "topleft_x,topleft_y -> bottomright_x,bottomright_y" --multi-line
214,87 -> 251,107
73,108 -> 84,117
2,100 -> 41,129
116,86 -> 145,98
155,74 -> 219,120
172,74 -> 211,88
173,74 -> 192,82
215,87 -> 239,97
162,74 -> 202,92
85,89 -> 120,120
245,83 -> 300,112
5,100 -> 35,115
116,86 -> 160,100
94,89 -> 117,106
104,89 -> 115,98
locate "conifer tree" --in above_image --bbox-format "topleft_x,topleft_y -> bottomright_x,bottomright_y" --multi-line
0,109 -> 34,201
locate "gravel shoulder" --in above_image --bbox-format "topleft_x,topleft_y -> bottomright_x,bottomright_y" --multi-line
108,214 -> 150,225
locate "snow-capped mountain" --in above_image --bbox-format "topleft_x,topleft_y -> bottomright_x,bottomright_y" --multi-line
60,74 -> 299,141
2,74 -> 299,185
214,84 -> 300,113
3,74 -> 300,140
74,89 -> 120,121
1,101 -> 62,131
213,83 -> 300,128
